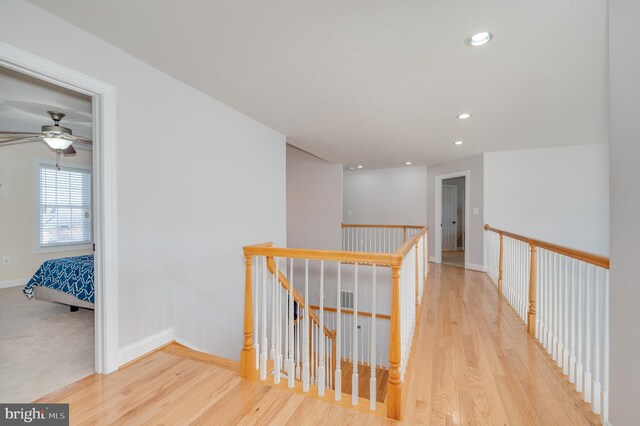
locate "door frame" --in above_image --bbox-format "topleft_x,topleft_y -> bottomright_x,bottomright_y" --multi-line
434,170 -> 469,269
0,41 -> 119,373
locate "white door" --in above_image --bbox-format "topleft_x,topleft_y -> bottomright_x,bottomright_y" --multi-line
442,184 -> 458,251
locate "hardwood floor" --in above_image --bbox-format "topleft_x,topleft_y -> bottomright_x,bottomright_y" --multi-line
340,361 -> 389,403
36,263 -> 600,425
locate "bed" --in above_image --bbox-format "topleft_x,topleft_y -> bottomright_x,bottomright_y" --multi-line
23,255 -> 94,311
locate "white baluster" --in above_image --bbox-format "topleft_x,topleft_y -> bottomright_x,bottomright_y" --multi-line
274,258 -> 281,384
553,253 -> 559,362
303,259 -> 310,392
271,261 -> 276,361
576,261 -> 584,393
352,262 -> 359,406
335,262 -> 342,400
592,269 -> 601,414
318,260 -> 326,396
584,265 -> 592,403
287,259 -> 295,388
260,257 -> 268,380
569,259 -> 577,383
563,257 -> 570,375
557,255 -> 564,369
370,264 -> 377,410
602,270 -> 610,423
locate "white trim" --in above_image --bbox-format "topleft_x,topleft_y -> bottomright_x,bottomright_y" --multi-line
466,263 -> 486,272
175,337 -> 209,354
429,255 -> 437,263
0,41 -> 119,374
434,170 -> 470,269
0,278 -> 28,290
118,328 -> 175,366
33,158 -> 93,254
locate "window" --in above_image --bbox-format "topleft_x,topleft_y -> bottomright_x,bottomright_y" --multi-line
37,161 -> 92,250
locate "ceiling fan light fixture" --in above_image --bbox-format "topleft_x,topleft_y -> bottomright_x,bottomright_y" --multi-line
43,137 -> 73,150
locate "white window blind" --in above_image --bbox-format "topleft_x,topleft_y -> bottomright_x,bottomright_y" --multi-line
38,162 -> 92,248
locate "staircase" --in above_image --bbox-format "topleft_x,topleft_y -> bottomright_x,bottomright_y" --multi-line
240,224 -> 429,420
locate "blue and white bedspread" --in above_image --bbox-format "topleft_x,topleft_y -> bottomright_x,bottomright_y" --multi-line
23,255 -> 94,303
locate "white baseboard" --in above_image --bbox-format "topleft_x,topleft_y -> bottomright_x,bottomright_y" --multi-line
429,256 -> 437,263
0,278 -> 27,290
467,263 -> 486,272
118,327 -> 175,367
174,337 -> 209,354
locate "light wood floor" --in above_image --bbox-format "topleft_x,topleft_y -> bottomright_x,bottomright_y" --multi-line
36,263 -> 600,425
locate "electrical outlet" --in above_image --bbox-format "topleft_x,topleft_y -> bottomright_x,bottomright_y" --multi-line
2,256 -> 10,264
473,208 -> 479,214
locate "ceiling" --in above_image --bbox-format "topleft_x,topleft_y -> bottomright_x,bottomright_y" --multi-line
0,66 -> 92,139
26,0 -> 607,167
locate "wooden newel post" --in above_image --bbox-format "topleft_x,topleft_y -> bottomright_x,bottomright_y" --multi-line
387,264 -> 403,420
240,254 -> 257,379
528,245 -> 537,335
498,233 -> 504,295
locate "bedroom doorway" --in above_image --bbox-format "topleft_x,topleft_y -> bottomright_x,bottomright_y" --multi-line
0,65 -> 96,402
434,170 -> 470,269
0,43 -> 118,402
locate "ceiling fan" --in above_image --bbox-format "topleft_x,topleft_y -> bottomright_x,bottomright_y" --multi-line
0,110 -> 92,156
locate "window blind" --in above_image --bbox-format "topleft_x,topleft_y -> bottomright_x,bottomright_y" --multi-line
39,163 -> 92,247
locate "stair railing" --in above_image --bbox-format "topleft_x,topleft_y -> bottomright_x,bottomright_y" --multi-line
342,223 -> 424,253
484,224 -> 610,423
241,225 -> 428,420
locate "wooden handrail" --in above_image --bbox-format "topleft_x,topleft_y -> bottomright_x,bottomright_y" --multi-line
342,223 -> 424,229
309,304 -> 392,320
484,224 -> 609,269
394,227 -> 428,258
244,244 -> 403,267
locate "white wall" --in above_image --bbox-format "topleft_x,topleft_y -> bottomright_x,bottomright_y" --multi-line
286,145 -> 342,250
609,1 -> 640,423
0,144 -> 93,286
484,144 -> 609,256
343,166 -> 427,226
1,1 -> 286,361
427,155 -> 484,269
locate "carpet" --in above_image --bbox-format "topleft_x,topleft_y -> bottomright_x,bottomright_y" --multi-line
0,285 -> 94,402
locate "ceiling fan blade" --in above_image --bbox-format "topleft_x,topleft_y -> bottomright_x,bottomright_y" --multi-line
0,137 -> 40,146
73,135 -> 93,144
0,131 -> 42,137
62,145 -> 77,155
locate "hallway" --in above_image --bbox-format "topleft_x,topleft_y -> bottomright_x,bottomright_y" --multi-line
36,264 -> 600,424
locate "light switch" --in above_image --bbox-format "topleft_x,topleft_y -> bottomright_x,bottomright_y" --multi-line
348,210 -> 352,216
473,208 -> 479,214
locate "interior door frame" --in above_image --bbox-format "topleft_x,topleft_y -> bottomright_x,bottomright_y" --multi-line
0,41 -> 119,374
434,170 -> 470,269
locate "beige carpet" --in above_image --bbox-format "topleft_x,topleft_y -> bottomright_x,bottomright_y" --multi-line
0,286 -> 94,402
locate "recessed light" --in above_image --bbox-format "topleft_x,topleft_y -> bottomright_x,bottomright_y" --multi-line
357,165 -> 363,169
454,140 -> 464,145
457,113 -> 471,119
466,32 -> 492,47
405,162 -> 412,165
348,166 -> 355,170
